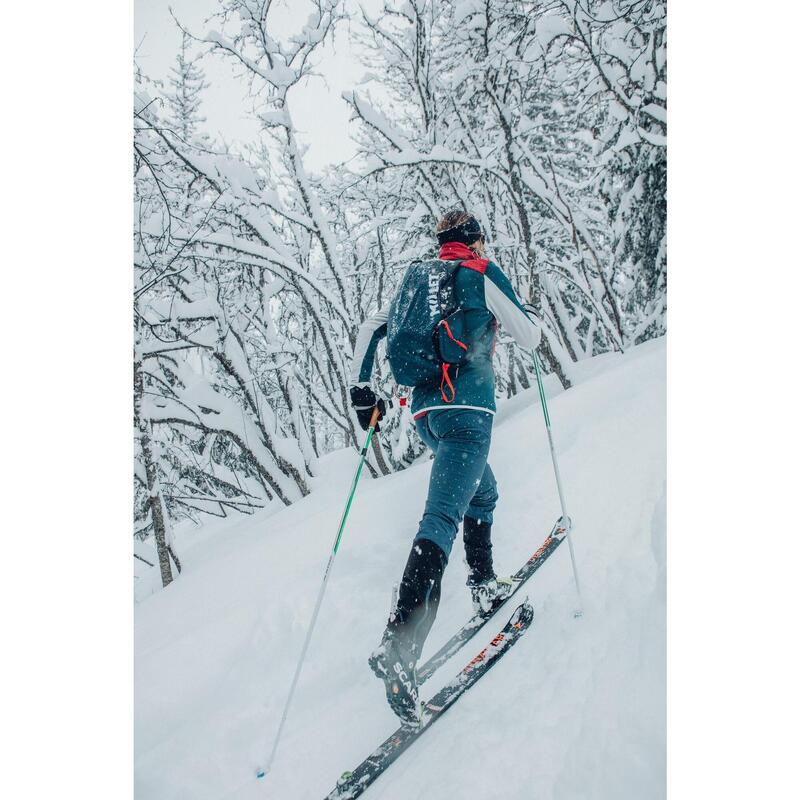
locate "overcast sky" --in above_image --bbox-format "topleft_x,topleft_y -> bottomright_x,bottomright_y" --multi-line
134,0 -> 383,173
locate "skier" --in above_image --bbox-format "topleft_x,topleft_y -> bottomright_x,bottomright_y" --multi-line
348,210 -> 542,723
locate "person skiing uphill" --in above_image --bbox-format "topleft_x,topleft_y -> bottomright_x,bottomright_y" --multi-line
348,209 -> 542,724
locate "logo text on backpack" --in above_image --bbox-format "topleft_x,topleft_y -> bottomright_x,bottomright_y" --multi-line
428,271 -> 439,321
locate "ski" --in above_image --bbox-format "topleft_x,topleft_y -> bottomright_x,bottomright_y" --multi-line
325,601 -> 535,800
416,515 -> 569,685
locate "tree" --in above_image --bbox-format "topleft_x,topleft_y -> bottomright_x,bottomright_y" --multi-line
132,0 -> 667,586
166,32 -> 210,144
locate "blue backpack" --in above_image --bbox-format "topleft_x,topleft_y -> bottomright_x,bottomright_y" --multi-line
386,258 -> 471,399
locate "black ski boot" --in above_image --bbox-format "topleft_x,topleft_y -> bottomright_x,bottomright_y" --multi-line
463,516 -> 513,616
368,538 -> 446,724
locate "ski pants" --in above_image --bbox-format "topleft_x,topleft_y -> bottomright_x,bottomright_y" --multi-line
413,408 -> 498,560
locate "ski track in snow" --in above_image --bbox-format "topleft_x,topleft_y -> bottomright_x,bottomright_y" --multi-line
135,338 -> 666,800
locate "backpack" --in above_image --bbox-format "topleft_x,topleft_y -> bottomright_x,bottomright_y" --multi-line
386,258 -> 472,400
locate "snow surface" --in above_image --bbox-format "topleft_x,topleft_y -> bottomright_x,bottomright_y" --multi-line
135,337 -> 666,800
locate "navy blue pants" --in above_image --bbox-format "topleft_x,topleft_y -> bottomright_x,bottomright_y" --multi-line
414,408 -> 498,559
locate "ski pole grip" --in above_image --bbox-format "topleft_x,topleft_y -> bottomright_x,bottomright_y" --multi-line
369,406 -> 381,429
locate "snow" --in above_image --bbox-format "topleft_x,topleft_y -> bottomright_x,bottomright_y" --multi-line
642,102 -> 667,124
135,338 -> 666,799
615,125 -> 642,151
451,0 -> 484,29
343,91 -> 414,153
536,14 -> 573,50
638,127 -> 667,148
204,31 -> 298,89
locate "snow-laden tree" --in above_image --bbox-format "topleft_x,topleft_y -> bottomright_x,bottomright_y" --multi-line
134,0 -> 405,590
167,0 -> 394,475
135,48 -> 333,585
544,0 -> 667,341
338,0 -> 666,391
133,0 -> 667,581
167,31 -> 211,144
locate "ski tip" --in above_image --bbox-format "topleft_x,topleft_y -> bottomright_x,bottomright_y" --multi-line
511,599 -> 534,627
555,516 -> 573,536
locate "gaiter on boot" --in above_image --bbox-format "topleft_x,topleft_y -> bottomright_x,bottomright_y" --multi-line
391,537 -> 447,654
463,515 -> 495,586
368,538 -> 447,723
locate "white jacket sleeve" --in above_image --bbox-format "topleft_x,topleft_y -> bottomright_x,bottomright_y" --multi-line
483,265 -> 542,350
349,306 -> 390,386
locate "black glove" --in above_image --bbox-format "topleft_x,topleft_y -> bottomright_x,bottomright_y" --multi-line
349,385 -> 387,431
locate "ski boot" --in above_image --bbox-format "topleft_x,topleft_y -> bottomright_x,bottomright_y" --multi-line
367,625 -> 420,724
369,538 -> 446,725
468,575 -> 515,616
463,516 -> 513,616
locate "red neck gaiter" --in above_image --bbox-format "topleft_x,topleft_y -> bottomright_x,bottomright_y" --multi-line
439,241 -> 480,262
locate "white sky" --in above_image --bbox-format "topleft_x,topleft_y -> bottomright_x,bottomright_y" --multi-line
134,0 -> 384,172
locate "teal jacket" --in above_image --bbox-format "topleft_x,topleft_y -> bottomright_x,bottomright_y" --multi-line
350,242 -> 541,418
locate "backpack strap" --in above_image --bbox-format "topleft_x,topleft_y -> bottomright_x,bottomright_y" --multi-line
435,260 -> 462,319
433,256 -> 488,402
436,257 -> 489,316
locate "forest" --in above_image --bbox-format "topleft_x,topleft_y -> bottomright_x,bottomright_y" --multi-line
133,0 -> 666,588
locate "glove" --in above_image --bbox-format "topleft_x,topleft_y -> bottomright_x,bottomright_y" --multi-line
349,385 -> 387,431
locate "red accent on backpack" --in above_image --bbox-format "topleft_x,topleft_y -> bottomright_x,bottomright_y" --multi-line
460,258 -> 488,274
440,363 -> 457,403
438,318 -> 468,351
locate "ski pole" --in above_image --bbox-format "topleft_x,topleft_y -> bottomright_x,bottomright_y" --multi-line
258,407 -> 381,779
532,352 -> 583,617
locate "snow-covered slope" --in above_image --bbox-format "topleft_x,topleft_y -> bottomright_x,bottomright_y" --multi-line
135,337 -> 666,800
